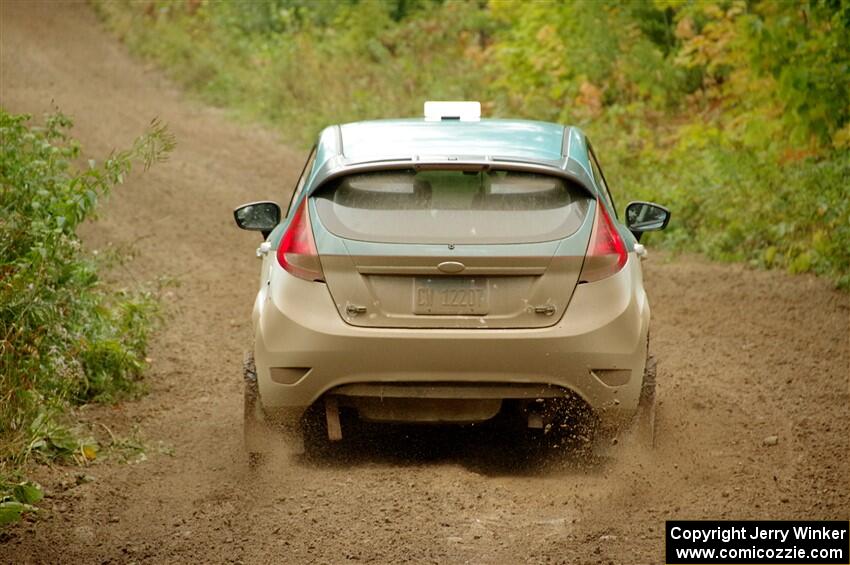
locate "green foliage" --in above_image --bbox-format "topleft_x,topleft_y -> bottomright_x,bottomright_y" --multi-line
0,480 -> 43,525
745,1 -> 850,145
95,0 -> 493,142
95,0 -> 849,287
0,109 -> 174,494
609,133 -> 850,286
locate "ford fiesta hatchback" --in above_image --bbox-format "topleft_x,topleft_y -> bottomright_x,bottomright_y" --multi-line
234,102 -> 670,457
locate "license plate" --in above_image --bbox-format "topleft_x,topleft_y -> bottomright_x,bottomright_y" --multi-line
413,277 -> 489,315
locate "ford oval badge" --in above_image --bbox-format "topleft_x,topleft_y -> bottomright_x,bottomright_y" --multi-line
437,261 -> 465,274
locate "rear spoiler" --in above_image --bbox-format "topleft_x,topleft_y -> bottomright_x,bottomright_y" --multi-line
304,155 -> 598,200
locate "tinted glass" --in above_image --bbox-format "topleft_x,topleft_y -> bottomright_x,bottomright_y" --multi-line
314,170 -> 590,244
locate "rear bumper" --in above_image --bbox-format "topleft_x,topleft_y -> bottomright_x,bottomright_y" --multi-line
252,255 -> 650,431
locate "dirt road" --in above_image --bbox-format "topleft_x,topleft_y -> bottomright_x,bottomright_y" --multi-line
2,2 -> 848,563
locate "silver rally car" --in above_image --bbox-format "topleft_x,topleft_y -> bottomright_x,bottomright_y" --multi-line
234,102 -> 670,456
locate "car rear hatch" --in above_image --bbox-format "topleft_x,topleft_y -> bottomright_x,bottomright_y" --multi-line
311,168 -> 594,329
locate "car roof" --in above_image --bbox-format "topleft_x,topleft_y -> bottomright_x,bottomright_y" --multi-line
304,119 -> 598,205
336,118 -> 568,163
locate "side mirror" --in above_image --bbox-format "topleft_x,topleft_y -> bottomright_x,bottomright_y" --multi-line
233,201 -> 281,239
625,201 -> 670,241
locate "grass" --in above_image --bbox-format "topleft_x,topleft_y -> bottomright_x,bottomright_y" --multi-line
0,109 -> 174,523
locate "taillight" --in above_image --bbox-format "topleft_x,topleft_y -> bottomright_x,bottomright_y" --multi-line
579,200 -> 628,283
277,199 -> 324,281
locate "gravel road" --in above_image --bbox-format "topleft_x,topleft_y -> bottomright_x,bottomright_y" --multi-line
2,2 -> 848,563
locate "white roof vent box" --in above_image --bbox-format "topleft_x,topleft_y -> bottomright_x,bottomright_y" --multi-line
424,101 -> 481,122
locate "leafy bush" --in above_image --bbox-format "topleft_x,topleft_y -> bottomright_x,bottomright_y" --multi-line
609,136 -> 850,287
0,480 -> 43,526
94,0 -> 849,287
94,0 -> 493,143
0,110 -> 174,492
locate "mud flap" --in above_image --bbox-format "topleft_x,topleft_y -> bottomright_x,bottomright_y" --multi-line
325,396 -> 343,441
243,351 -> 267,460
635,355 -> 657,448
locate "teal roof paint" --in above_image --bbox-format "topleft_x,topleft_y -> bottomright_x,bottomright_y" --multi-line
566,126 -> 592,179
311,126 -> 342,185
337,119 -> 567,163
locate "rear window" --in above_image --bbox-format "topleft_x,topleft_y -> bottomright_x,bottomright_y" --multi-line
314,170 -> 590,244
